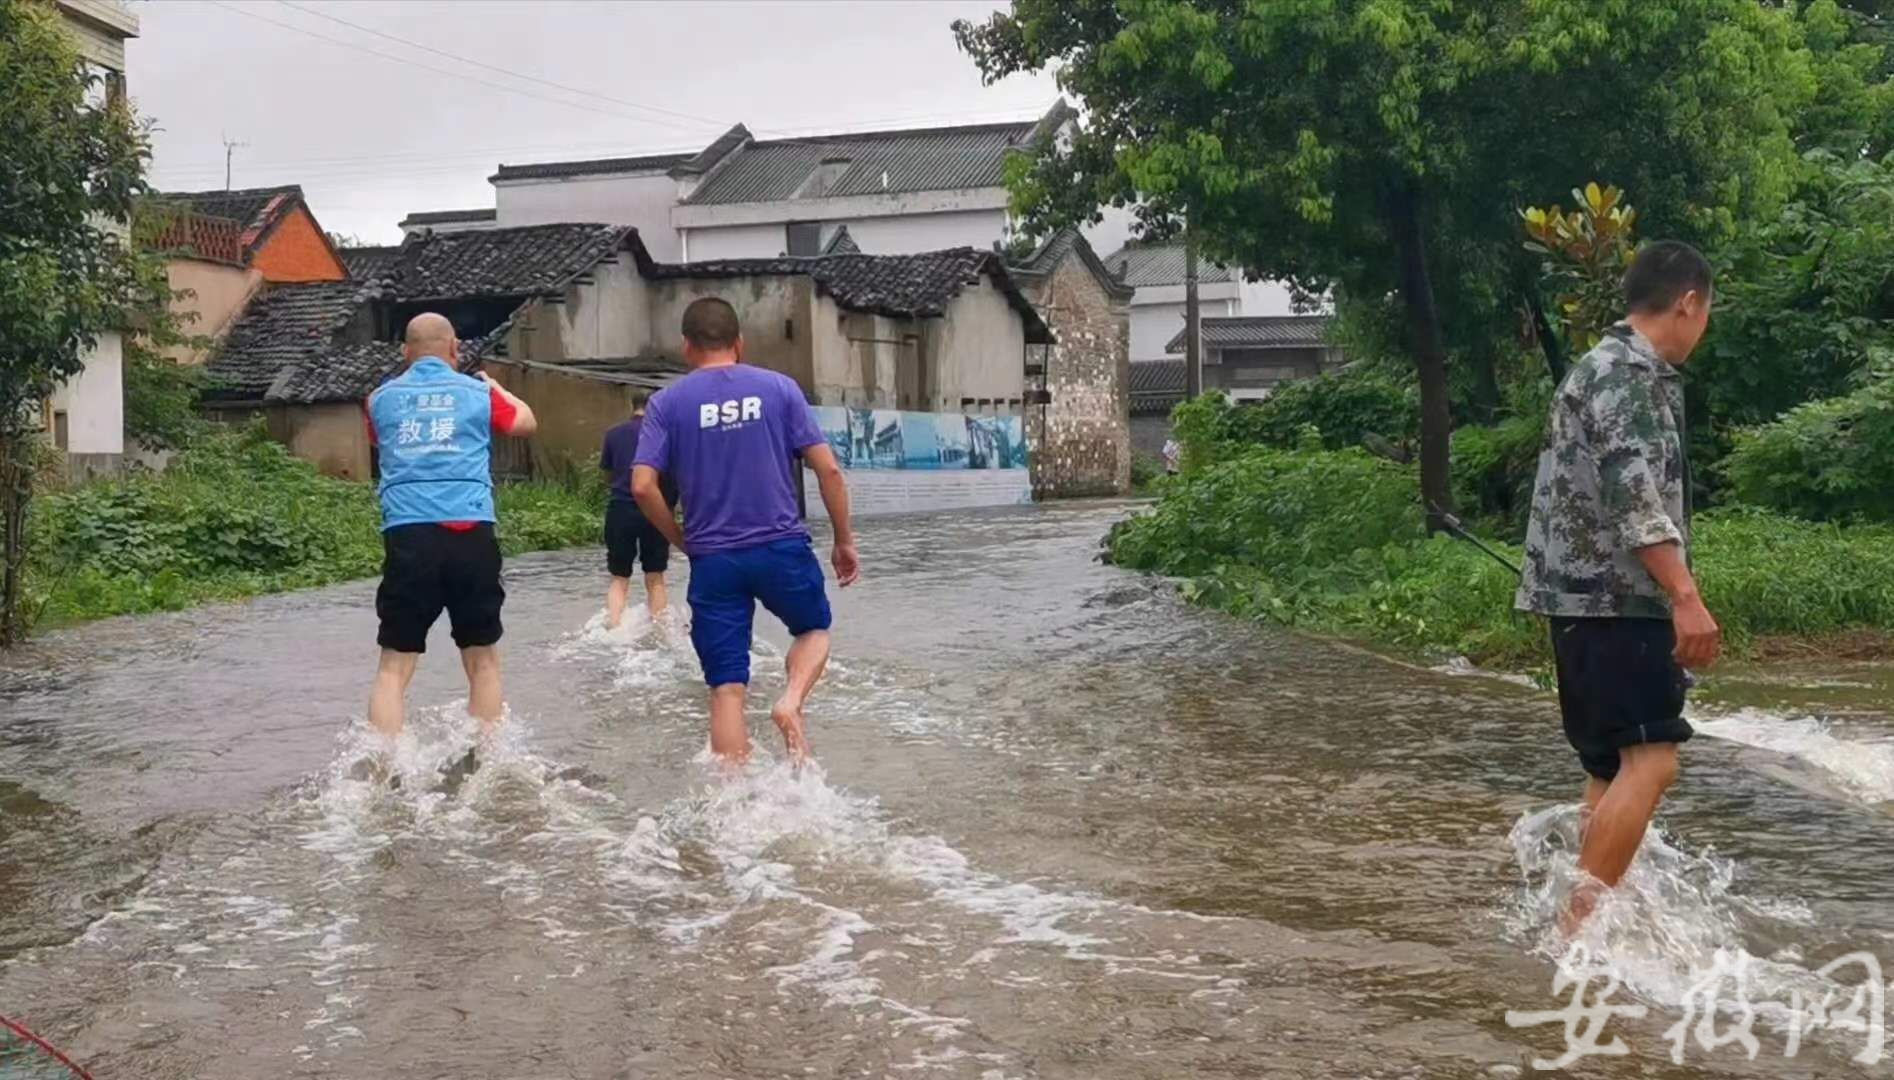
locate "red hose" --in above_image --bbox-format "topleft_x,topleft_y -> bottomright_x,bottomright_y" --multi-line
0,1012 -> 95,1080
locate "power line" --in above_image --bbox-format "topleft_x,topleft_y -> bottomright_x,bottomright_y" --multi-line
274,0 -> 726,131
204,1 -> 716,136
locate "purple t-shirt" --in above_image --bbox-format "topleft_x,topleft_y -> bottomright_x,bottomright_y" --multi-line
634,365 -> 824,554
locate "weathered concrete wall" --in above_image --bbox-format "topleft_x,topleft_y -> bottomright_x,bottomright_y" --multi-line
1021,256 -> 1131,498
482,360 -> 639,479
556,255 -> 649,360
927,281 -> 1025,413
645,274 -> 815,387
165,259 -> 264,363
271,402 -> 372,481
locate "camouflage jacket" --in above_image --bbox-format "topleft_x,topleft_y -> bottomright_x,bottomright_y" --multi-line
1515,324 -> 1689,619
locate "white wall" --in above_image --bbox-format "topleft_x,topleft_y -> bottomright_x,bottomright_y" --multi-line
1240,278 -> 1301,316
556,256 -> 649,359
49,331 -> 123,455
1129,296 -> 1239,363
684,207 -> 1010,260
932,282 -> 1026,410
494,172 -> 683,261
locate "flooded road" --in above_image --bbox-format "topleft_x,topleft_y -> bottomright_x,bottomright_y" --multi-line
5,501 -> 1894,1078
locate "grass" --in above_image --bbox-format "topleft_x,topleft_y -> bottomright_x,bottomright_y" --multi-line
22,428 -> 607,630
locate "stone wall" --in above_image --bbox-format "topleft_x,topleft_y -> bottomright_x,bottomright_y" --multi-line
1020,254 -> 1131,498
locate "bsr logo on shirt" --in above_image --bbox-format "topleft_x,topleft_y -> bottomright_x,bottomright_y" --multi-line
700,396 -> 763,428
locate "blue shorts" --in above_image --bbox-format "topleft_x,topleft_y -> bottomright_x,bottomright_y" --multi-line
687,537 -> 833,687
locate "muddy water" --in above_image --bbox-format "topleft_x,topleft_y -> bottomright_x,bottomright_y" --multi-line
4,501 -> 1894,1078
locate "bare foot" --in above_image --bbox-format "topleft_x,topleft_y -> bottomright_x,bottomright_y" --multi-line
606,614 -> 622,631
770,696 -> 812,766
1559,879 -> 1605,939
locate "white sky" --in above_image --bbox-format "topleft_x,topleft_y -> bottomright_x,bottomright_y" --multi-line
128,0 -> 1060,243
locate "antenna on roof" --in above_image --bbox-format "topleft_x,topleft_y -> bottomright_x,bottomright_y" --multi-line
221,132 -> 249,192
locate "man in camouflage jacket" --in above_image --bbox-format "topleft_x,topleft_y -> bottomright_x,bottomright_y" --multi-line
1515,241 -> 1721,933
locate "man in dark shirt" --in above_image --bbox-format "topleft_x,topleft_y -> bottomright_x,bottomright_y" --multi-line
599,391 -> 677,628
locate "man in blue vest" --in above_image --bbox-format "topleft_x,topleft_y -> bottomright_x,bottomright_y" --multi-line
365,312 -> 537,743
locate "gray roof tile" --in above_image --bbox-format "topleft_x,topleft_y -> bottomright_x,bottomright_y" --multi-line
490,151 -> 692,183
204,282 -> 369,402
375,223 -> 634,300
399,207 -> 496,226
1103,240 -> 1235,288
152,184 -> 303,233
340,245 -> 401,281
1165,315 -> 1329,354
650,248 -> 1052,343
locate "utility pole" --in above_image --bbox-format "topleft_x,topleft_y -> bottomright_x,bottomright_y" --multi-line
221,134 -> 248,192
1184,216 -> 1202,399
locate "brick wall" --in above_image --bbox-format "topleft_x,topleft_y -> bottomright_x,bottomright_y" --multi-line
1022,254 -> 1131,498
251,206 -> 348,283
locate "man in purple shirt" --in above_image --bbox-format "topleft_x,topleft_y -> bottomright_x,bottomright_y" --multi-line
632,297 -> 859,765
599,392 -> 678,629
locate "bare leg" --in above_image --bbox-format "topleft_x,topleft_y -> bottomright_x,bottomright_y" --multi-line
1563,744 -> 1680,934
644,571 -> 668,618
709,683 -> 749,763
770,630 -> 830,765
606,575 -> 631,629
461,645 -> 504,742
368,649 -> 420,739
1578,777 -> 1609,841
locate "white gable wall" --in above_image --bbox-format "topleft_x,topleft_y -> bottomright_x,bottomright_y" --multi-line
495,172 -> 684,261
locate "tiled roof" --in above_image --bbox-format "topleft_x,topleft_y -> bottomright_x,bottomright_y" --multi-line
266,329 -> 508,405
821,225 -> 860,255
1008,227 -> 1136,301
490,150 -> 692,183
1165,315 -> 1330,354
373,224 -> 635,301
154,185 -> 302,232
650,248 -> 1053,344
1102,240 -> 1235,288
1129,361 -> 1185,415
681,102 -> 1073,206
340,245 -> 401,281
399,207 -> 497,227
204,282 -> 369,403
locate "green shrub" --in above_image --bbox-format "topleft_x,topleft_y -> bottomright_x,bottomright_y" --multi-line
1449,412 -> 1545,541
1110,442 -> 1894,668
1129,452 -> 1166,494
1108,447 -> 1421,577
1169,373 -> 1419,471
1720,378 -> 1894,522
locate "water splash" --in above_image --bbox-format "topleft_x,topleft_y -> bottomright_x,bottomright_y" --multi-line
1693,707 -> 1894,805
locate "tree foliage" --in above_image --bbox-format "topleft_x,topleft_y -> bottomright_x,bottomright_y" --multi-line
958,0 -> 1816,523
1522,183 -> 1641,353
0,0 -> 165,642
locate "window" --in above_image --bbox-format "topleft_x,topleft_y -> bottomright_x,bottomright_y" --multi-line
53,411 -> 68,452
785,221 -> 822,256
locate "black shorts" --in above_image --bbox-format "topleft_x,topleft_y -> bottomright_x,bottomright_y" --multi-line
376,523 -> 505,654
605,500 -> 670,577
1551,616 -> 1693,781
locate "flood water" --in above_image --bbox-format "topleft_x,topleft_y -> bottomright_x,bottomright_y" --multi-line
5,501 -> 1894,1078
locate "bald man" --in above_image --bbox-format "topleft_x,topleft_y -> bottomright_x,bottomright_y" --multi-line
364,313 -> 537,745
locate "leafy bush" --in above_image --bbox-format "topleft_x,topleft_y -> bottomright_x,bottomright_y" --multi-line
1109,444 -> 1894,668
1719,377 -> 1894,522
1449,412 -> 1546,541
1169,373 -> 1418,471
1129,451 -> 1166,494
1108,447 -> 1421,577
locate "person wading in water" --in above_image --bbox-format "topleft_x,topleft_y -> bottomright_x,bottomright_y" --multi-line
364,313 -> 537,747
1515,242 -> 1720,934
599,389 -> 677,629
631,297 -> 859,765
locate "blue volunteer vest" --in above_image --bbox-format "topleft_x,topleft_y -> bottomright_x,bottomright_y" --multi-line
369,357 -> 495,529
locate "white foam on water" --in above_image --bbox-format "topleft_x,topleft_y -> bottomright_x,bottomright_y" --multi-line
1432,655 -> 1538,689
1693,706 -> 1894,805
1505,804 -> 1883,1062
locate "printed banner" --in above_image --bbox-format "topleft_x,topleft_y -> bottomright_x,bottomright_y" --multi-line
813,406 -> 1029,471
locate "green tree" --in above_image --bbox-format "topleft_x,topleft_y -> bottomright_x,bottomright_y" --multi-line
0,0 -> 164,643
957,0 -> 1814,525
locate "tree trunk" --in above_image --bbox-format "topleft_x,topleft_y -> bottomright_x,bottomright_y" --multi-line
1467,344 -> 1502,424
0,432 -> 30,648
1184,220 -> 1202,399
1388,185 -> 1454,530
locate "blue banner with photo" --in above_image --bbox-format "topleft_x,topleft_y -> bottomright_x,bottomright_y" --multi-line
814,406 -> 1028,471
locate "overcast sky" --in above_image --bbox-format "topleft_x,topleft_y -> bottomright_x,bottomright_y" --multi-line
128,0 -> 1058,243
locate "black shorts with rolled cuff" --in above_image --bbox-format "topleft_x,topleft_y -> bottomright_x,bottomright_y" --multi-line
376,523 -> 505,654
604,499 -> 670,578
1550,616 -> 1693,782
